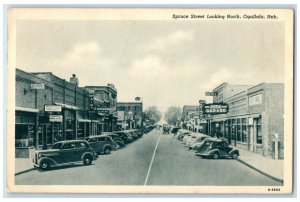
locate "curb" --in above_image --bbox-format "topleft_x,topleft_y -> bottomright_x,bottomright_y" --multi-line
237,158 -> 283,184
15,167 -> 35,176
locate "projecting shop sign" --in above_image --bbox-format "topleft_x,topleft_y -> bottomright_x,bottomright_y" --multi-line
49,115 -> 63,122
202,103 -> 229,115
45,105 -> 62,112
205,92 -> 218,96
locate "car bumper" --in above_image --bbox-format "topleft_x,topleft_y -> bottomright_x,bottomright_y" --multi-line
195,152 -> 210,157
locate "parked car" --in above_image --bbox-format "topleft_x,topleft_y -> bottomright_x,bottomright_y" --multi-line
182,132 -> 192,143
175,130 -> 191,141
85,135 -> 116,155
171,126 -> 180,134
186,134 -> 210,149
32,140 -> 98,170
114,131 -> 133,144
195,138 -> 239,159
100,132 -> 125,148
125,130 -> 138,140
185,133 -> 199,146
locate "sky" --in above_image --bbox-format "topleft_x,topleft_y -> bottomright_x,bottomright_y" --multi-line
16,20 -> 285,113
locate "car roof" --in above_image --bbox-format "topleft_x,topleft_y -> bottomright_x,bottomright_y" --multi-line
101,132 -> 112,135
203,137 -> 226,143
53,140 -> 88,144
86,135 -> 110,138
196,134 -> 210,138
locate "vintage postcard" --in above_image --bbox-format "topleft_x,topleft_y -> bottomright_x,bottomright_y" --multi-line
6,8 -> 294,194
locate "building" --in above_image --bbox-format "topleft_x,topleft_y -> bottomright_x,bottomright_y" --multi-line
15,69 -> 119,158
209,82 -> 284,159
116,102 -> 143,130
182,105 -> 199,117
181,105 -> 201,131
85,84 -> 118,132
16,69 -> 91,157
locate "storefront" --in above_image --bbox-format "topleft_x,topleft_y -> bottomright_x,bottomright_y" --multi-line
209,83 -> 284,159
15,107 -> 38,158
77,115 -> 91,139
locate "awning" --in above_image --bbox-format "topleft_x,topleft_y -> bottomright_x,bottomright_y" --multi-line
54,102 -> 79,110
78,118 -> 91,123
16,106 -> 39,113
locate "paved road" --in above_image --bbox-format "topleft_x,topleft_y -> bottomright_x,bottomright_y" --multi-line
15,129 -> 281,186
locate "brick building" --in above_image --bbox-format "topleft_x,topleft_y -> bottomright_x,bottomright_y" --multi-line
116,102 -> 143,130
209,82 -> 284,159
85,84 -> 118,132
15,69 -> 118,157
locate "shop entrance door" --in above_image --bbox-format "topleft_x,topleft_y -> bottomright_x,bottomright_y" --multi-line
249,119 -> 257,152
37,124 -> 52,149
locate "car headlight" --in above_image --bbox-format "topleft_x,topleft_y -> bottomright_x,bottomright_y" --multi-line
38,153 -> 43,158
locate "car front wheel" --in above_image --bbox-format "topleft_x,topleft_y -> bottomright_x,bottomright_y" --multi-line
231,153 -> 238,159
40,160 -> 50,170
104,147 -> 111,154
212,152 -> 219,159
83,156 -> 92,165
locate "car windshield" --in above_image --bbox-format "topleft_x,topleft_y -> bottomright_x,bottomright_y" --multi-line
204,141 -> 211,146
51,142 -> 63,149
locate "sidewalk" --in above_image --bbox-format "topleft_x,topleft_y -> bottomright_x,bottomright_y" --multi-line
236,147 -> 283,183
15,157 -> 35,175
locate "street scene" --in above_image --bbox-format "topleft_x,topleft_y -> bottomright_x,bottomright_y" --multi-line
9,9 -> 293,191
15,128 -> 281,186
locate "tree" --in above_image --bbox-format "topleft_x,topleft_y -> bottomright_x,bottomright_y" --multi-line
142,106 -> 162,125
165,106 -> 182,125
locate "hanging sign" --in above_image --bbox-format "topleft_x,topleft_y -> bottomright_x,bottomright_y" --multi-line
205,92 -> 218,96
49,115 -> 63,122
202,103 -> 229,115
45,105 -> 62,112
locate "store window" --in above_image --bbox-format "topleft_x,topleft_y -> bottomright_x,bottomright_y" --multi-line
237,124 -> 241,141
97,123 -> 102,134
77,122 -> 84,139
53,124 -> 62,142
15,112 -> 36,147
224,121 -> 228,140
242,118 -> 247,142
37,126 -> 43,145
256,118 -> 262,144
66,119 -> 75,140
231,119 -> 236,141
15,125 -> 34,147
37,125 -> 52,146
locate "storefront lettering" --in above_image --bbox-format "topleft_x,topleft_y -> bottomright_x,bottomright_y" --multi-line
49,115 -> 63,122
45,105 -> 62,112
202,103 -> 229,115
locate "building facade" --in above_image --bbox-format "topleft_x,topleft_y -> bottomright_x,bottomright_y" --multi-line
181,105 -> 205,132
116,102 -> 143,130
16,69 -> 93,157
15,69 -> 118,158
84,84 -> 118,132
210,83 -> 284,159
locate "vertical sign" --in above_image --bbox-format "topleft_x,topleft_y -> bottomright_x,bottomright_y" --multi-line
89,96 -> 94,110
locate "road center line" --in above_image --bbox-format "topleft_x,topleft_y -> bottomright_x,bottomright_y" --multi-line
144,133 -> 161,185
